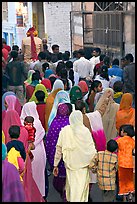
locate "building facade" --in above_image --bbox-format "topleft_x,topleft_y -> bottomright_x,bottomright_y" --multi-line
70,2 -> 135,60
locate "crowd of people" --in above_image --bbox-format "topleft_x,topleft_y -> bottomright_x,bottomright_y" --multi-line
2,26 -> 135,202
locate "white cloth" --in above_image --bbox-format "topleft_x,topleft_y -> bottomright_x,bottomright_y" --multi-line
20,101 -> 46,196
74,71 -> 79,86
56,110 -> 97,201
94,75 -> 110,90
73,57 -> 92,78
51,79 -> 64,93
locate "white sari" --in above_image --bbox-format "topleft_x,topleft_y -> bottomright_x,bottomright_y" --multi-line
20,101 -> 46,196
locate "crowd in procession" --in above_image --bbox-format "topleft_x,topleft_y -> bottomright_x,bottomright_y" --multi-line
2,26 -> 135,202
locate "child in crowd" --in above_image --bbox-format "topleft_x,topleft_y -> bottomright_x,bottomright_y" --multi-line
89,139 -> 118,202
24,116 -> 36,160
86,80 -> 103,112
113,80 -> 123,104
116,124 -> 135,202
6,125 -> 26,181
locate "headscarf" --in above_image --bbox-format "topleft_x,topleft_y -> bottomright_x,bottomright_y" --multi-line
2,109 -> 28,147
29,84 -> 48,103
57,110 -> 97,170
26,27 -> 38,61
5,95 -> 17,111
45,69 -> 54,79
2,91 -> 21,116
51,79 -> 64,92
78,80 -> 89,93
116,93 -> 135,131
46,103 -> 71,177
95,88 -> 119,141
69,86 -> 83,104
2,143 -> 7,160
24,70 -> 35,86
2,91 -> 15,111
48,90 -> 70,128
41,79 -> 52,91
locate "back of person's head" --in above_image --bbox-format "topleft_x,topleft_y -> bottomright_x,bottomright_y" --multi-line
24,116 -> 34,123
99,54 -> 106,62
103,56 -> 110,67
38,51 -> 46,60
100,65 -> 109,81
125,53 -> 134,63
10,50 -> 18,59
75,99 -> 86,112
42,62 -> 49,71
60,68 -> 68,79
77,49 -> 85,57
121,124 -> 135,137
112,58 -> 119,66
2,38 -> 6,45
12,45 -> 19,52
56,61 -> 65,76
49,76 -> 57,88
62,52 -> 69,61
113,81 -> 123,92
107,139 -> 118,152
35,70 -> 42,80
32,72 -> 40,81
65,50 -> 70,58
72,50 -> 78,58
65,61 -> 73,70
65,103 -> 73,115
9,125 -> 20,139
35,90 -> 45,102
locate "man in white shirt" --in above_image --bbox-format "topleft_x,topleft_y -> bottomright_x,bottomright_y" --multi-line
89,48 -> 101,73
73,49 -> 93,81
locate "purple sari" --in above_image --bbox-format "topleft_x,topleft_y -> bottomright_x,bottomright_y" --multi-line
2,160 -> 25,202
46,103 -> 70,177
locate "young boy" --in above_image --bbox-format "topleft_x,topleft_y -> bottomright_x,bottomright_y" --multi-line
116,124 -> 135,202
24,116 -> 36,160
89,139 -> 118,202
6,125 -> 26,181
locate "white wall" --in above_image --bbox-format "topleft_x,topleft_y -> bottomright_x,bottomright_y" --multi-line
44,2 -> 71,53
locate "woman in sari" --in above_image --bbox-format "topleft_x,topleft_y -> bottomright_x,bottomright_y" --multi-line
94,88 -> 119,142
2,91 -> 22,117
45,79 -> 64,132
46,103 -> 72,200
53,110 -> 97,202
20,101 -> 46,197
29,83 -> 48,103
116,93 -> 135,132
78,80 -> 89,102
48,90 -> 70,129
2,143 -> 25,202
2,109 -> 44,201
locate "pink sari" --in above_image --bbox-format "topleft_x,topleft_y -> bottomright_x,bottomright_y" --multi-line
2,109 -> 44,202
86,110 -> 106,151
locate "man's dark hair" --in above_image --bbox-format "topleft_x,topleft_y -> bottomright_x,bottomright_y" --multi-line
12,45 -> 19,51
65,103 -> 73,115
42,62 -> 49,71
72,50 -> 78,58
38,52 -> 46,60
56,62 -> 65,76
10,50 -> 18,59
24,116 -> 34,123
125,53 -> 134,63
49,76 -> 57,88
52,44 -> 59,51
32,72 -> 40,81
113,81 -> 123,92
65,61 -> 73,70
112,58 -> 119,66
107,139 -> 118,152
77,49 -> 85,56
9,125 -> 20,139
103,56 -> 110,67
120,124 -> 135,137
94,47 -> 101,55
62,53 -> 69,61
35,90 -> 45,102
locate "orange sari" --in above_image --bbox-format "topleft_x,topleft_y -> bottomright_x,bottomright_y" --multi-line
116,93 -> 135,132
